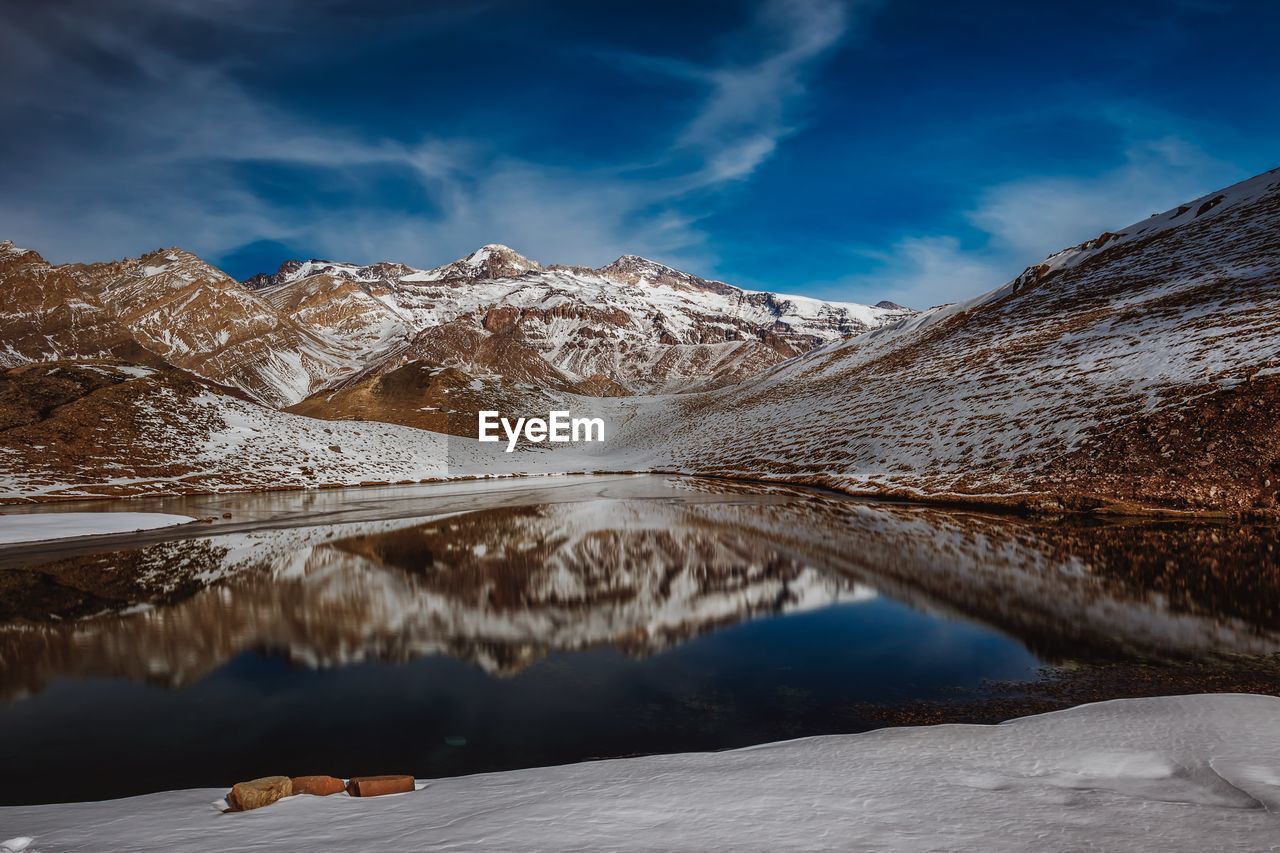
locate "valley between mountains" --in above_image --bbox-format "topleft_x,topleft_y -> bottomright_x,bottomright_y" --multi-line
1,168 -> 1277,516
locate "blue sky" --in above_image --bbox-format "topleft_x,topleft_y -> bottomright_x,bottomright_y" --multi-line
1,0 -> 1276,307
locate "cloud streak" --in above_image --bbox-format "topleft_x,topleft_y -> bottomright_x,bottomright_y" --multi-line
0,0 -> 853,277
676,0 -> 850,184
828,137 -> 1241,309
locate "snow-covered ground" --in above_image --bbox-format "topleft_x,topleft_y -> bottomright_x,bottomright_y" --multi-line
591,168 -> 1280,509
0,512 -> 194,544
2,694 -> 1276,851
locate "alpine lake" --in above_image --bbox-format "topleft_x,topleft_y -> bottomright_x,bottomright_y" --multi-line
1,475 -> 1276,805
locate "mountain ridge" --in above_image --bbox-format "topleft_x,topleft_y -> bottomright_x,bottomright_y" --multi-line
1,167 -> 1276,514
0,240 -> 909,408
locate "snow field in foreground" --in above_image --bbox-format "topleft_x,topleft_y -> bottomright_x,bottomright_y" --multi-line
2,694 -> 1277,852
0,512 -> 196,545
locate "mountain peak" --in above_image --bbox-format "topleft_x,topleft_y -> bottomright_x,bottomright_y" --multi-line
597,254 -> 737,296
428,244 -> 542,281
463,243 -> 538,267
0,241 -> 47,269
0,240 -> 36,258
473,242 -> 521,255
242,259 -> 307,289
601,254 -> 676,274
138,246 -> 200,265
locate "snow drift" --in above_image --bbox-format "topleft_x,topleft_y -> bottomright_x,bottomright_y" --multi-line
2,694 -> 1277,852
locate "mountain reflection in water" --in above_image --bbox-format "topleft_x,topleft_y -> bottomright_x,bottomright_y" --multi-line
0,476 -> 1276,803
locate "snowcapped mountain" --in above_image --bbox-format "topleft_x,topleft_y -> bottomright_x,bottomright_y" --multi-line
60,248 -> 373,407
0,242 -> 152,368
0,240 -> 907,411
604,168 -> 1280,514
1,167 -> 1276,515
252,243 -> 913,399
0,360 -> 515,502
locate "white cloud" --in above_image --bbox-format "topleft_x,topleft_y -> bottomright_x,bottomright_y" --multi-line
677,0 -> 849,184
0,0 -> 853,277
830,236 -> 1009,311
967,138 -> 1233,259
298,163 -> 712,272
830,137 -> 1242,309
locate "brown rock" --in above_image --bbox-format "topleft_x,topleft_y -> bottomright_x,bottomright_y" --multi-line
345,775 -> 415,797
228,775 -> 292,811
290,775 -> 346,797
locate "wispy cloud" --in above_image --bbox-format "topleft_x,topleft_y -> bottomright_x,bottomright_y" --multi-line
676,0 -> 850,184
966,137 -> 1232,260
833,236 -> 1010,311
607,0 -> 852,187
0,0 -> 854,276
829,136 -> 1240,309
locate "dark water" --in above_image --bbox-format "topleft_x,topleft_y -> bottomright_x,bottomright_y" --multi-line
0,476 -> 1276,805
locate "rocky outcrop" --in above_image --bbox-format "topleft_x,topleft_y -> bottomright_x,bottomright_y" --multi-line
65,249 -> 362,407
0,237 -> 906,412
290,775 -> 346,797
227,776 -> 292,811
0,359 -> 503,502
0,242 -> 155,368
346,775 -> 414,797
252,245 -> 909,397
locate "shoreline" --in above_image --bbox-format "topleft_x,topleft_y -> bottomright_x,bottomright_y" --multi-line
4,694 -> 1277,851
6,657 -> 1279,809
4,466 -> 1275,522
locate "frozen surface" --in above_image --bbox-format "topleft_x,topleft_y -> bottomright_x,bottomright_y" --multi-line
0,512 -> 194,544
2,694 -> 1277,852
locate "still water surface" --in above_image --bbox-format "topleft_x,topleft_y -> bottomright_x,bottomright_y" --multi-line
0,475 -> 1275,804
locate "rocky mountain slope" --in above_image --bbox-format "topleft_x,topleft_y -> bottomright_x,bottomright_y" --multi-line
0,168 -> 1276,514
0,240 -> 905,414
0,361 -> 521,501
0,243 -> 153,368
606,168 -> 1280,514
63,248 -> 376,407
256,244 -> 911,409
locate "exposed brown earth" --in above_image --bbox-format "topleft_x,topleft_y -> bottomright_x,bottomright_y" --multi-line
286,361 -> 557,436
66,248 -> 360,407
0,361 -> 229,497
0,360 -> 479,502
0,171 -> 1276,514
287,319 -> 627,435
0,243 -> 157,367
248,244 -> 903,396
1045,374 -> 1280,514
1,240 -> 889,418
613,169 -> 1280,517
